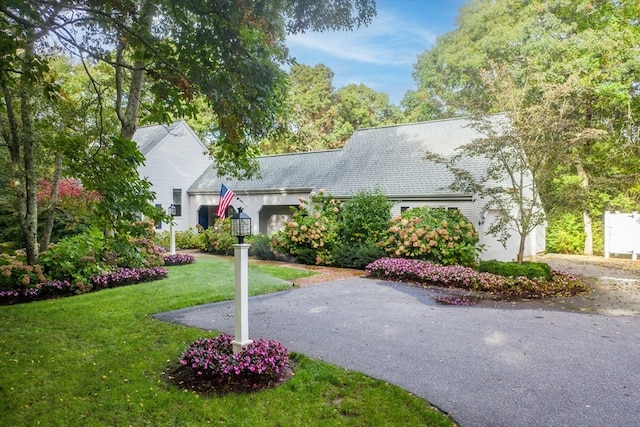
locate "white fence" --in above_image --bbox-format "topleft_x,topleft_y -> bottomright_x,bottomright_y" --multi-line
604,211 -> 640,260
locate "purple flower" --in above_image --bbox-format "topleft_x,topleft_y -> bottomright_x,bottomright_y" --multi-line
90,267 -> 168,290
163,253 -> 196,266
365,257 -> 585,298
179,334 -> 289,385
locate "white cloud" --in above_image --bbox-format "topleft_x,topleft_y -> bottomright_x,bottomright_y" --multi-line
286,9 -> 438,67
284,0 -> 465,104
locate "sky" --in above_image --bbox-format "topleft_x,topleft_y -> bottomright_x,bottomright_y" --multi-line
285,0 -> 468,105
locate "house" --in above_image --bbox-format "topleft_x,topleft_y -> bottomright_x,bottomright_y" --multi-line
136,117 -> 545,261
133,120 -> 212,231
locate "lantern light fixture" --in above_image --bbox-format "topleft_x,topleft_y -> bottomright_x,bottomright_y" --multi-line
230,207 -> 251,244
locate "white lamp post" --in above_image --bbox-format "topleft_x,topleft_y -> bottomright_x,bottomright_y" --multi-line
230,207 -> 253,354
167,204 -> 176,255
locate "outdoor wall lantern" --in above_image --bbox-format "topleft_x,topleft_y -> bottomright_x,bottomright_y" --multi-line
230,207 -> 252,244
167,204 -> 177,255
230,206 -> 253,353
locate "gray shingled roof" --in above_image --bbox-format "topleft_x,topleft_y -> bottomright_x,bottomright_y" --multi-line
189,116 -> 497,197
133,121 -> 182,156
189,149 -> 341,193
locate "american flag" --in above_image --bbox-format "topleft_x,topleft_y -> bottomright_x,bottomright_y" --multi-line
216,183 -> 235,220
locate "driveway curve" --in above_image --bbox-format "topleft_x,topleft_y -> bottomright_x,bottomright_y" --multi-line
155,276 -> 640,427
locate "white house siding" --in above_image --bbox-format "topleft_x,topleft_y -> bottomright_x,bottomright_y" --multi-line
532,222 -> 546,256
391,200 -> 475,220
178,117 -> 547,262
135,122 -> 211,231
476,209 -> 546,262
190,190 -> 541,261
189,190 -> 311,235
258,205 -> 295,235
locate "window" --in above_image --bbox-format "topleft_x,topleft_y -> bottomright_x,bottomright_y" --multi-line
172,189 -> 182,216
400,206 -> 409,213
155,204 -> 163,229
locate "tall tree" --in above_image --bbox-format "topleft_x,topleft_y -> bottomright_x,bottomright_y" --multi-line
1,0 -> 376,262
37,56 -> 120,249
336,83 -> 403,129
0,13 -> 52,264
260,64 -> 401,154
410,0 -> 640,255
427,68 -> 602,263
400,88 -> 447,123
289,63 -> 349,151
20,0 -> 375,175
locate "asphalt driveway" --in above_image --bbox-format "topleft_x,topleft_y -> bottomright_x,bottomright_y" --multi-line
155,277 -> 640,427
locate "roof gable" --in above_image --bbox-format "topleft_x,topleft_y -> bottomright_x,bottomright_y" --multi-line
324,118 -> 493,196
133,121 -> 198,156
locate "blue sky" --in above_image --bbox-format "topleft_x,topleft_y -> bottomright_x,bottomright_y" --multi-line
286,0 -> 468,105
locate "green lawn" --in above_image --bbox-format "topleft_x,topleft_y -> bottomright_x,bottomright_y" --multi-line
0,257 -> 454,426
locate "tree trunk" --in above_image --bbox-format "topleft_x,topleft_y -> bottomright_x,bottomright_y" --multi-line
119,59 -> 146,140
576,161 -> 593,255
117,1 -> 155,140
40,152 -> 63,252
516,234 -> 526,264
19,40 -> 40,265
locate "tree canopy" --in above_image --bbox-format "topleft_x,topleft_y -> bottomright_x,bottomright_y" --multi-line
0,0 -> 377,262
411,0 -> 640,255
2,0 -> 376,171
259,63 -> 402,154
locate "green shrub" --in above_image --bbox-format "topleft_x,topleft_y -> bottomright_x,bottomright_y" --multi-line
294,247 -> 325,265
340,189 -> 392,244
479,260 -> 552,281
154,230 -> 170,250
333,242 -> 386,269
41,223 -> 165,286
200,219 -> 236,255
39,227 -> 107,284
249,234 -> 275,260
546,213 -> 584,254
0,242 -> 16,255
177,227 -> 203,249
103,220 -> 165,269
546,211 -> 605,255
105,237 -> 164,270
0,254 -> 47,291
249,234 -> 293,262
155,227 -> 204,251
380,207 -> 479,267
276,189 -> 342,265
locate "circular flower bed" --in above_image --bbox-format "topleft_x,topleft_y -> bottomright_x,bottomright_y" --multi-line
167,334 -> 291,395
163,253 -> 196,266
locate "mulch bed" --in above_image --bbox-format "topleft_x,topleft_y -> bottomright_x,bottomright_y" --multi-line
163,361 -> 295,397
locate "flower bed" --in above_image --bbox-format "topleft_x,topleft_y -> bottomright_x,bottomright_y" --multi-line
0,267 -> 169,305
163,253 -> 196,266
171,333 -> 290,395
365,257 -> 587,298
91,267 -> 169,290
0,279 -> 74,304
